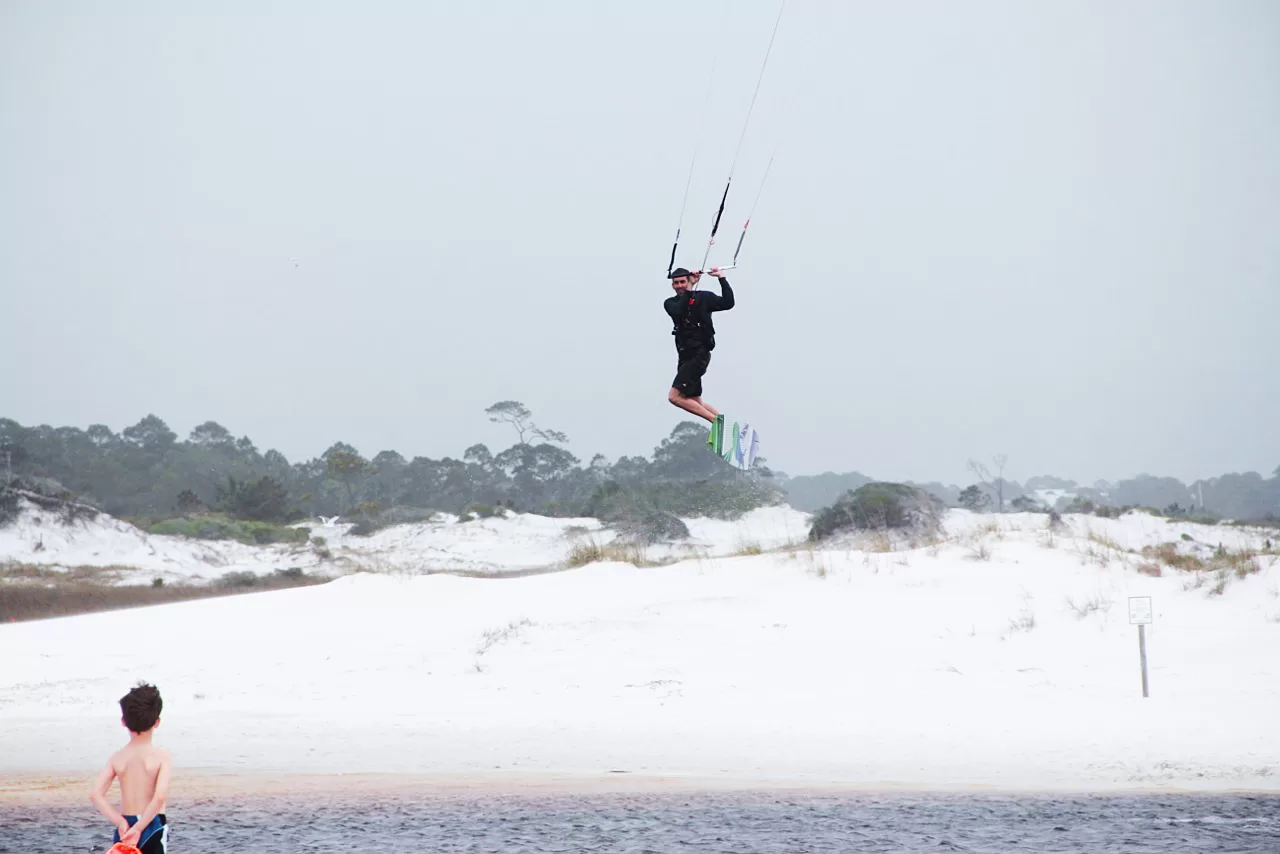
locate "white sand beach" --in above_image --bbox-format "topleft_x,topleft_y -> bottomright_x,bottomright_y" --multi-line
3,504 -> 1277,796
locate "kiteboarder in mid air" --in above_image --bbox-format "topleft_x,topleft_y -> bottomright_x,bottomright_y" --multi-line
656,1 -> 780,467
665,266 -> 734,424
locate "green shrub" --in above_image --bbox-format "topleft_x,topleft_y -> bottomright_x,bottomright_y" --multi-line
616,511 -> 689,544
378,506 -> 437,525
176,489 -> 203,514
585,472 -> 781,525
346,505 -> 439,537
146,514 -> 309,545
0,489 -> 19,528
218,568 -> 309,587
958,485 -> 990,511
1009,495 -> 1045,512
583,482 -> 690,543
1064,497 -> 1095,514
215,475 -> 292,523
809,483 -> 945,542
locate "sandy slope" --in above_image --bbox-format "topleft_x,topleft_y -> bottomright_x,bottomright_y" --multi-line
0,499 -> 811,582
3,507 -> 1277,791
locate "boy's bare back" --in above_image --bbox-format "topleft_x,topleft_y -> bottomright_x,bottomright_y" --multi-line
107,740 -> 172,814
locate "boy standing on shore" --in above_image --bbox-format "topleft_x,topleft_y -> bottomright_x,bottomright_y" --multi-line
90,683 -> 173,853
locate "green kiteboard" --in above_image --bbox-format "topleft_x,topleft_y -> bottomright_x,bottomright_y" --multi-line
707,414 -> 761,471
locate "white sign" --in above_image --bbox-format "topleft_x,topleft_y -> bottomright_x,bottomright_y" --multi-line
1128,596 -> 1153,625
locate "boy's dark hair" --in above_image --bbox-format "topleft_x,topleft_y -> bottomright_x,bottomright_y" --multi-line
119,682 -> 162,733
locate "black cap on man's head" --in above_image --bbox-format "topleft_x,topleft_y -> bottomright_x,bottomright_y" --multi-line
668,267 -> 693,279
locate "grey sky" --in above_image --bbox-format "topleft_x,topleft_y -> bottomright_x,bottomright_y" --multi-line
2,0 -> 1277,487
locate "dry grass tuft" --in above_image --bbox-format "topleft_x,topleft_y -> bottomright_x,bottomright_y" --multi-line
786,543 -> 830,579
565,538 -> 655,568
1227,551 -> 1263,580
1085,529 -> 1127,553
1143,542 -> 1265,595
864,531 -> 894,554
1142,543 -> 1207,572
473,618 -> 534,671
966,541 -> 992,562
1210,568 -> 1230,597
1065,592 -> 1112,619
1005,608 -> 1037,636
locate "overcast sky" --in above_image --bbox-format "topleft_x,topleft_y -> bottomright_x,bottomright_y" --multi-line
2,0 -> 1277,486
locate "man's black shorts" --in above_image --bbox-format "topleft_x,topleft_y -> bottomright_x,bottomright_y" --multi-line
672,347 -> 711,398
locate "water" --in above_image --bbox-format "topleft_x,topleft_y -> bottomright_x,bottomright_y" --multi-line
4,790 -> 1278,852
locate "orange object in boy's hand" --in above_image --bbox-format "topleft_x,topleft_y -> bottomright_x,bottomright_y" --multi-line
107,843 -> 142,854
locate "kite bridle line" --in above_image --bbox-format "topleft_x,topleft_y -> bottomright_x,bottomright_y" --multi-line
668,52 -> 718,278
693,0 -> 786,291
728,146 -> 777,269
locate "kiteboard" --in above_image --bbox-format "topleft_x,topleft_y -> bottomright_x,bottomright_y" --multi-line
708,414 -> 761,471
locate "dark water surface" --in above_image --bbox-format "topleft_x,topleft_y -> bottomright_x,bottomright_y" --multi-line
3,790 -> 1277,852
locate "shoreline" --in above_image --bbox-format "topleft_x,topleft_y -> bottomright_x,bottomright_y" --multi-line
5,768 -> 1277,808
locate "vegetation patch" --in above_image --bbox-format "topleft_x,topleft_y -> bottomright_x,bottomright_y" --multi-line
808,483 -> 945,542
145,514 -> 310,545
564,536 -> 663,568
0,486 -> 100,529
585,482 -> 691,544
1141,541 -> 1267,594
0,565 -> 326,623
1065,592 -> 1111,619
0,489 -> 23,527
1141,543 -> 1208,573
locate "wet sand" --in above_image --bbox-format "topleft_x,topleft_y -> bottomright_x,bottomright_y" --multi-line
6,767 -> 1273,811
8,772 -> 1280,853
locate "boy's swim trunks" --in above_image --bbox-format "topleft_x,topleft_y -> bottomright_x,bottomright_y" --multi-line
114,814 -> 168,854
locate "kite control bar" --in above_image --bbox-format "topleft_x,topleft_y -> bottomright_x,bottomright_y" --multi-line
693,264 -> 737,276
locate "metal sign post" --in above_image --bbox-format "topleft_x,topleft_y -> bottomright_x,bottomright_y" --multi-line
1128,596 -> 1153,698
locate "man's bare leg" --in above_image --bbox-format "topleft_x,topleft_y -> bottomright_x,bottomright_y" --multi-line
668,388 -> 718,423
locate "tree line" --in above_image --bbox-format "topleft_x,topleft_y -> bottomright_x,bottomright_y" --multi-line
3,407 -> 1276,528
0,402 -> 781,525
